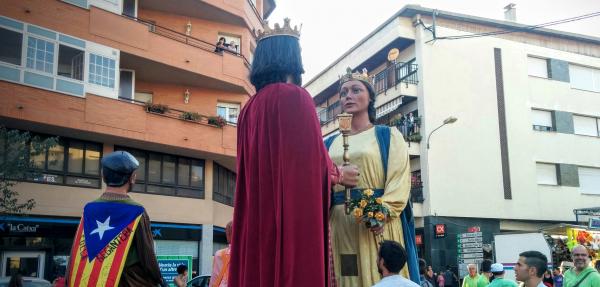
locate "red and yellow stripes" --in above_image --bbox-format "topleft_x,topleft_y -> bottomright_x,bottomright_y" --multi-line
68,216 -> 142,287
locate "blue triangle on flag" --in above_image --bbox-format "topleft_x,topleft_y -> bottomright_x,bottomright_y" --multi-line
82,201 -> 144,262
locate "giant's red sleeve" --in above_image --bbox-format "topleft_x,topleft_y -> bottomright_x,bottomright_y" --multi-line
228,83 -> 333,287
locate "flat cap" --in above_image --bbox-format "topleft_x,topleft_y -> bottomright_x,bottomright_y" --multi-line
101,151 -> 139,174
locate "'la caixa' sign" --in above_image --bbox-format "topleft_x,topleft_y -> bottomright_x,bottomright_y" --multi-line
0,222 -> 40,234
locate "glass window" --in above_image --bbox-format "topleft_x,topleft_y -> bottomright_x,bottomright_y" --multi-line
570,64 -> 600,93
0,27 -> 23,66
68,141 -> 84,173
579,167 -> 600,195
119,70 -> 134,100
531,109 -> 553,132
88,54 -> 115,88
47,143 -> 64,171
85,143 -> 101,175
162,155 -> 176,184
178,158 -> 191,186
122,0 -> 137,18
573,115 -> 599,137
536,163 -> 557,185
148,153 -> 161,183
134,92 -> 153,103
115,147 -> 204,198
216,102 -> 240,124
213,163 -> 235,206
27,37 -> 54,74
527,57 -> 548,78
30,143 -> 46,170
57,45 -> 84,80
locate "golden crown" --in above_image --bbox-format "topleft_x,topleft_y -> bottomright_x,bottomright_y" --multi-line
339,67 -> 370,85
255,18 -> 301,41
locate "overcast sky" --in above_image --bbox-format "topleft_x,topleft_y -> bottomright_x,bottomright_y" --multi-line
268,0 -> 600,82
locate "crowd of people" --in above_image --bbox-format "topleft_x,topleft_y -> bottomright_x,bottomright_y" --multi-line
390,112 -> 420,140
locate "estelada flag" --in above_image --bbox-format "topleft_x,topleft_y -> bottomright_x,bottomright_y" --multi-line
67,201 -> 145,287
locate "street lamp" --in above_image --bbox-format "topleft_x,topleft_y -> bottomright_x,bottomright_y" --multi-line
426,116 -> 458,149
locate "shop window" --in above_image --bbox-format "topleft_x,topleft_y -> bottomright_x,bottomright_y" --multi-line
117,147 -> 205,198
213,163 -> 235,206
0,27 -> 23,66
27,36 -> 54,74
57,44 -> 84,81
1,131 -> 103,188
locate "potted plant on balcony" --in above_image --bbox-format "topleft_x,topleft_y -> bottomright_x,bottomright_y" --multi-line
144,102 -> 169,114
407,133 -> 422,143
180,111 -> 201,122
208,116 -> 227,128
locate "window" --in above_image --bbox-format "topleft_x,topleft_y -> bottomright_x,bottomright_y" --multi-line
122,0 -> 137,18
119,70 -> 134,100
57,45 -> 84,81
117,147 -> 205,198
536,163 -> 557,185
570,64 -> 600,93
579,167 -> 600,195
8,134 -> 102,188
88,54 -> 115,88
213,163 -> 235,206
0,27 -> 23,66
527,57 -> 548,78
573,115 -> 599,137
134,92 -> 153,103
217,34 -> 241,54
27,37 -> 54,74
217,102 -> 240,124
532,109 -> 553,131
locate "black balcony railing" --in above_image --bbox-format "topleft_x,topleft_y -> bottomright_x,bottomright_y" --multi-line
411,186 -> 424,203
121,14 -> 252,68
373,59 -> 418,95
318,101 -> 341,125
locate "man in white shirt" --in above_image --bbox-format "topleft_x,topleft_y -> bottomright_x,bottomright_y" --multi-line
373,240 -> 421,287
514,251 -> 547,287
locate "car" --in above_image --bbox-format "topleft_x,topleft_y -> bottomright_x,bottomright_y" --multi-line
0,277 -> 51,287
186,274 -> 211,287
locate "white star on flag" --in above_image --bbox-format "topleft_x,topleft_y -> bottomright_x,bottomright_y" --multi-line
90,216 -> 115,240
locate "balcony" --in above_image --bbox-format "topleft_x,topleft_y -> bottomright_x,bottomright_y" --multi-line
411,186 -> 424,203
0,81 -> 237,159
1,0 -> 254,94
372,60 -> 418,96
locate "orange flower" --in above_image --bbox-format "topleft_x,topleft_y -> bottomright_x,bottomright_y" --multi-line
375,198 -> 383,204
353,208 -> 363,218
375,212 -> 386,221
363,189 -> 374,196
359,200 -> 368,208
368,212 -> 374,218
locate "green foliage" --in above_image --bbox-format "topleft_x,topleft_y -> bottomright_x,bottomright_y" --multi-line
0,127 -> 58,214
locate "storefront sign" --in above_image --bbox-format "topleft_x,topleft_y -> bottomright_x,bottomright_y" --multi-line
0,222 -> 40,233
435,224 -> 446,238
459,253 -> 484,259
416,234 -> 423,245
157,255 -> 192,287
457,237 -> 483,243
458,232 -> 482,238
459,258 -> 484,264
468,226 -> 481,233
458,242 -> 483,249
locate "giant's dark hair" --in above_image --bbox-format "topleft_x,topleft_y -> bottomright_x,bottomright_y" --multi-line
250,35 -> 304,91
339,79 -> 377,123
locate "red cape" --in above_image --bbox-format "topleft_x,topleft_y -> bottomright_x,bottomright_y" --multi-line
229,83 -> 333,286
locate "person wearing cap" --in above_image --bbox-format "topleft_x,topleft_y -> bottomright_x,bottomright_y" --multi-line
487,263 -> 518,287
563,245 -> 600,287
65,151 -> 163,287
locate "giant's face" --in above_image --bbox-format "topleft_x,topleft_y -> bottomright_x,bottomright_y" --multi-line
340,80 -> 370,115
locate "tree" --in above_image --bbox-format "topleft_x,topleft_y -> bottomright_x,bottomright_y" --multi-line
0,127 -> 58,214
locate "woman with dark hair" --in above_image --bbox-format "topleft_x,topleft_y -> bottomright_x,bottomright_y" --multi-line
324,68 -> 418,286
174,264 -> 188,287
214,37 -> 227,53
229,18 -> 359,287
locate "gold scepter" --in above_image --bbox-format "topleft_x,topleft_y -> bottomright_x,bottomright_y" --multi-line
337,112 -> 353,215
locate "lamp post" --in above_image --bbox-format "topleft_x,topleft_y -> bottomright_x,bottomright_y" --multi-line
426,116 -> 457,149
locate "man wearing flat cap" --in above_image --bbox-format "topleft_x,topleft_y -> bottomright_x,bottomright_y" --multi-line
65,151 -> 163,287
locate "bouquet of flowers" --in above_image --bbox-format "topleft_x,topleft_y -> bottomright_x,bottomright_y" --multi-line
349,189 -> 390,229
